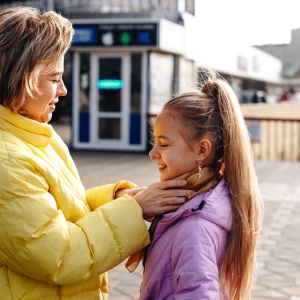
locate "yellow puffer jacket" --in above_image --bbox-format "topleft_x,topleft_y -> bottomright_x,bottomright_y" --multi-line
0,105 -> 150,300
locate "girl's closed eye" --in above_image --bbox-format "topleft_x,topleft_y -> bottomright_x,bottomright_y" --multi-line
157,138 -> 170,148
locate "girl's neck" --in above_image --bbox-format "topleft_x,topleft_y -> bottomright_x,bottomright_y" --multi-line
174,165 -> 223,200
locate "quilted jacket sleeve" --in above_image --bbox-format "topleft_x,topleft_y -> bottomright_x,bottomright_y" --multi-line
86,180 -> 139,211
0,157 -> 150,285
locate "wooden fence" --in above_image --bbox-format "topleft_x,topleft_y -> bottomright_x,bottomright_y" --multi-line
241,103 -> 300,161
245,117 -> 300,161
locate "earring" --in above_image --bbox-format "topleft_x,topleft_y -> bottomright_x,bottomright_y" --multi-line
197,159 -> 202,179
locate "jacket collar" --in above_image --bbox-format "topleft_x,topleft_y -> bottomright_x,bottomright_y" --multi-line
0,105 -> 53,148
158,178 -> 232,231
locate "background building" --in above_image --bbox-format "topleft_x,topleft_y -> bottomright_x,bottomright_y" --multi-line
0,0 -> 296,151
256,28 -> 300,94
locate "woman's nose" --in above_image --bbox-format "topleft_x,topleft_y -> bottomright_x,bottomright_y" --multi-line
58,80 -> 67,97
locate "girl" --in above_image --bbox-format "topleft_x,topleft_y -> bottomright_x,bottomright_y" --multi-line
139,71 -> 262,299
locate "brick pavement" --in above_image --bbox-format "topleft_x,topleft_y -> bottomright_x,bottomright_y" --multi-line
53,122 -> 300,300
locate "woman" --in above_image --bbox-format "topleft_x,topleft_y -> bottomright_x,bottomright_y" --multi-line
0,6 -> 193,300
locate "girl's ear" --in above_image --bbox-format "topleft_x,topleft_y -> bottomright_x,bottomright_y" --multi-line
196,137 -> 213,164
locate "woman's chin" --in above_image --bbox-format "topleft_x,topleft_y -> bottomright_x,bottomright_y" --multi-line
41,113 -> 53,123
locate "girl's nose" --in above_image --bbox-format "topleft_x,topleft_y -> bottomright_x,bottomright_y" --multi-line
149,147 -> 160,160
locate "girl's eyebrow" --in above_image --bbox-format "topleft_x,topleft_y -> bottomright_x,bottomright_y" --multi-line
156,135 -> 171,140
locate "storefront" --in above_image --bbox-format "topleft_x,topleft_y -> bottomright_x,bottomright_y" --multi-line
69,18 -> 195,151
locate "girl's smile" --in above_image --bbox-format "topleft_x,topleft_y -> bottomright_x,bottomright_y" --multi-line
149,110 -> 199,181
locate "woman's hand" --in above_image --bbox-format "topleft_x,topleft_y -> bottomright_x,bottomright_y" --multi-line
115,187 -> 146,199
133,180 -> 194,219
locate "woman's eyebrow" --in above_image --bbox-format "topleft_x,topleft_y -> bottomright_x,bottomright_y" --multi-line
49,71 -> 63,76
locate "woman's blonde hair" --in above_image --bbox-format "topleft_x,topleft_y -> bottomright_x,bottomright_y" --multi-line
163,70 -> 262,299
0,6 -> 74,113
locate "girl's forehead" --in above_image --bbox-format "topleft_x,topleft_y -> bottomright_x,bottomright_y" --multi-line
156,110 -> 176,123
154,111 -> 181,137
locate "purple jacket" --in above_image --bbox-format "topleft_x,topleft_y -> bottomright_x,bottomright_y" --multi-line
140,178 -> 232,300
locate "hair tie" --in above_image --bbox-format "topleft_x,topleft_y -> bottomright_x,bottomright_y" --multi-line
201,81 -> 219,100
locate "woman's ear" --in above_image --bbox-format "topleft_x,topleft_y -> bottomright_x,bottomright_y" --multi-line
196,138 -> 213,164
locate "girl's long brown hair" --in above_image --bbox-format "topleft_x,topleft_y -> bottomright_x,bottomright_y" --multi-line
163,70 -> 262,299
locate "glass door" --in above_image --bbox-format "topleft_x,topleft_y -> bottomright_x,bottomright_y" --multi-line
91,53 -> 130,148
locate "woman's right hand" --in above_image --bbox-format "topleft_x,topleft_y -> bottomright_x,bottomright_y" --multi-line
133,180 -> 194,219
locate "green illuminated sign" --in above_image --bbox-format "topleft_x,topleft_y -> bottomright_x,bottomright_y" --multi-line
97,79 -> 123,90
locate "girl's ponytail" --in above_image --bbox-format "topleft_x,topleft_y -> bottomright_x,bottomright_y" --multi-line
202,74 -> 262,299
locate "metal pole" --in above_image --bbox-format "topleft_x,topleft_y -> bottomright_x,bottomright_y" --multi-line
45,0 -> 54,10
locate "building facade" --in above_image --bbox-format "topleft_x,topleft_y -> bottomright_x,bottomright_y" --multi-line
0,0 -> 293,151
256,28 -> 300,93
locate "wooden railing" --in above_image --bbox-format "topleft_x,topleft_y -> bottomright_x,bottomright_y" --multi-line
246,117 -> 300,161
242,103 -> 300,161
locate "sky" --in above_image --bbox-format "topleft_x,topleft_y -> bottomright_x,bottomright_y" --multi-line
195,0 -> 300,46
